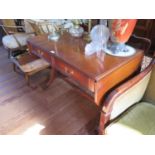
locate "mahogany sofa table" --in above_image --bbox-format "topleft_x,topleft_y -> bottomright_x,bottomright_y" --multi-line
27,32 -> 143,106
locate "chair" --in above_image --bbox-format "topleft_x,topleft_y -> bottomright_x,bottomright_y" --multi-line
127,34 -> 153,71
0,19 -> 34,57
11,52 -> 50,88
0,19 -> 50,88
99,58 -> 155,135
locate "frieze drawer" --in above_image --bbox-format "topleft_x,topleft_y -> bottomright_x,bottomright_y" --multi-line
55,59 -> 95,92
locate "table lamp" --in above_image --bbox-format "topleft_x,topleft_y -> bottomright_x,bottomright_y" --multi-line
107,19 -> 137,55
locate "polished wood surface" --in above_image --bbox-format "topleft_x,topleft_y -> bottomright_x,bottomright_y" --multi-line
27,32 -> 144,105
28,32 -> 143,80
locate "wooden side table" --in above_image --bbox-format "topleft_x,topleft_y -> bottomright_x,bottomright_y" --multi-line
27,32 -> 144,106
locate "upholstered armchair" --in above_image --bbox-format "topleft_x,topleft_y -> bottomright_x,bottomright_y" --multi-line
99,58 -> 155,135
0,19 -> 34,57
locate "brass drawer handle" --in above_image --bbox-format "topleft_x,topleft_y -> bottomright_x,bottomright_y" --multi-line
70,70 -> 74,75
65,67 -> 74,75
64,67 -> 68,73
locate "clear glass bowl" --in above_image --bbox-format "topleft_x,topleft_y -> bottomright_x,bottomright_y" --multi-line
69,26 -> 84,37
48,32 -> 60,41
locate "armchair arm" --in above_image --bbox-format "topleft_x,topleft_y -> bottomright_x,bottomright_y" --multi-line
130,34 -> 151,55
102,59 -> 155,122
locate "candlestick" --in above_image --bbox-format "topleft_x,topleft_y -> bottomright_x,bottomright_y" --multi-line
88,19 -> 92,33
84,19 -> 92,42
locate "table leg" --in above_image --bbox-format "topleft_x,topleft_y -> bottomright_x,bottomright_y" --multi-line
43,57 -> 56,89
13,63 -> 16,72
46,67 -> 56,87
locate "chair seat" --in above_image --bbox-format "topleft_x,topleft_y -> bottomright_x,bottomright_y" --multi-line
19,58 -> 50,73
2,33 -> 34,49
105,102 -> 155,135
11,53 -> 50,74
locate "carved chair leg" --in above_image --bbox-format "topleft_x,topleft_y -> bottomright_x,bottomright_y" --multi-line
25,73 -> 37,89
98,112 -> 106,135
46,68 -> 56,86
41,68 -> 56,90
25,74 -> 30,86
13,63 -> 16,72
8,50 -> 11,58
45,57 -> 56,88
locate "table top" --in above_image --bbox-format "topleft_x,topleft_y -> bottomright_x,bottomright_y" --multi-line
27,32 -> 143,81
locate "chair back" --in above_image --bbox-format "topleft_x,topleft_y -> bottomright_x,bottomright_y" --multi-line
128,34 -> 154,71
0,19 -> 18,34
26,20 -> 59,35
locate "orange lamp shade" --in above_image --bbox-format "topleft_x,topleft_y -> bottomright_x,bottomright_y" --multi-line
109,19 -> 137,43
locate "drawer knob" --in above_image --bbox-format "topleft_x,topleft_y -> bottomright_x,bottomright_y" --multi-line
70,71 -> 74,75
65,67 -> 74,75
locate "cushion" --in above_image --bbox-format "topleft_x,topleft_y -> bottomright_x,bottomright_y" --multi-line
19,58 -> 50,73
11,53 -> 50,73
106,102 -> 155,135
2,33 -> 34,49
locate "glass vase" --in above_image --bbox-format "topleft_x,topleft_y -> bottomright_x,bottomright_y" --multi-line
69,25 -> 84,38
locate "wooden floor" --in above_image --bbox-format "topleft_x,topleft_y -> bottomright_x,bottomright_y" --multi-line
0,46 -> 100,135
